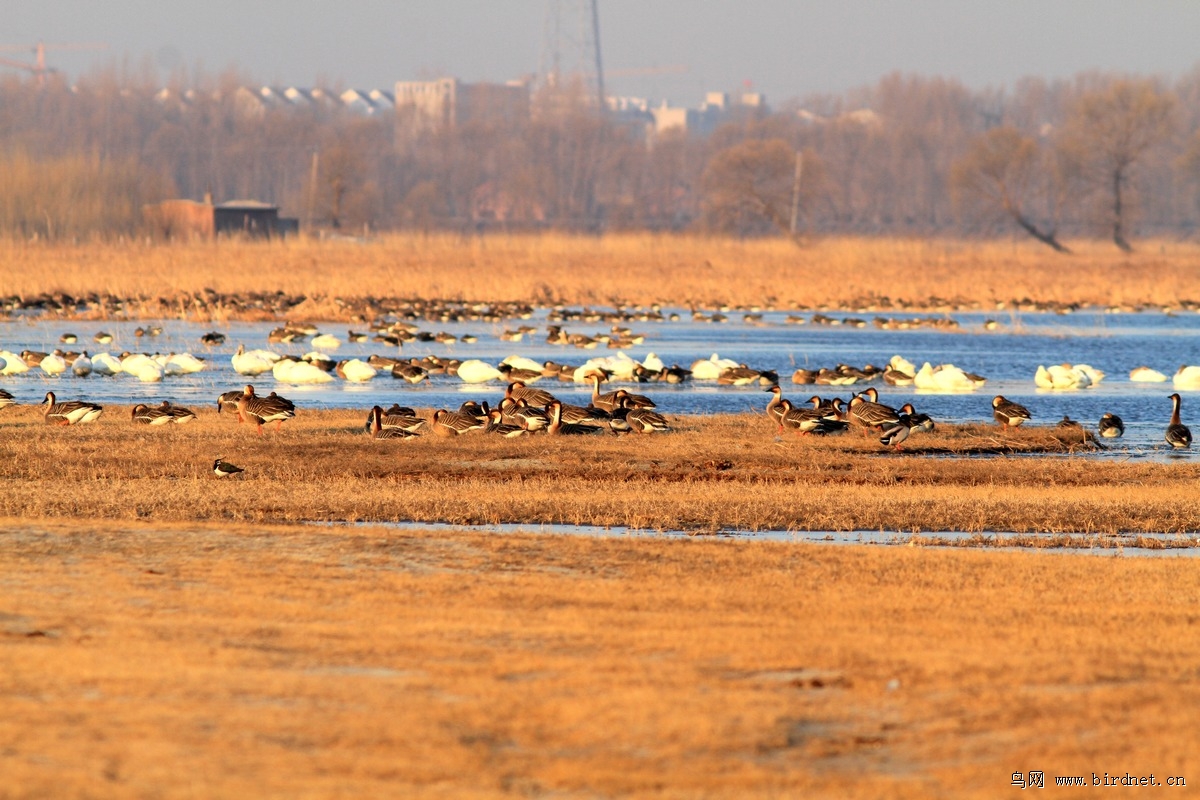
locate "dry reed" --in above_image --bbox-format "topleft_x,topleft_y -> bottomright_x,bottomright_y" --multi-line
3,234 -> 1200,317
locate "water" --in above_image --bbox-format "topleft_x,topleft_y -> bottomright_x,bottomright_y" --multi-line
2,306 -> 1198,457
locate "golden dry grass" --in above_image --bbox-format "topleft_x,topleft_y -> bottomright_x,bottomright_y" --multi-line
2,405 -> 1198,535
3,234 -> 1200,316
3,518 -> 1199,798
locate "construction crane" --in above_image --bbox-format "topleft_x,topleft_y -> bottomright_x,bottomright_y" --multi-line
0,41 -> 107,86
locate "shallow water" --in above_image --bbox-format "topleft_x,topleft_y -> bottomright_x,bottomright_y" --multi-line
2,306 -> 1198,458
318,520 -> 1200,557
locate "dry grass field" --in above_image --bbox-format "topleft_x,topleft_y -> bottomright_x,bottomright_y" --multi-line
2,406 -> 1198,535
3,519 -> 1199,798
3,234 -> 1200,316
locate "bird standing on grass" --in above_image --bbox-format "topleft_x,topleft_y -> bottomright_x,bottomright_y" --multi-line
213,457 -> 244,478
1166,393 -> 1192,449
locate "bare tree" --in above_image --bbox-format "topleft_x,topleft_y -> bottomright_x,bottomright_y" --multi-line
1061,79 -> 1175,251
701,138 -> 798,238
951,126 -> 1071,252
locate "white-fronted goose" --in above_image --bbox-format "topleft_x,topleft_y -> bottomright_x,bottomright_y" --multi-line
547,401 -> 604,435
486,409 -> 530,438
369,406 -> 420,440
847,393 -> 901,432
506,380 -> 557,407
236,384 -> 296,434
431,408 -> 487,437
131,403 -> 174,425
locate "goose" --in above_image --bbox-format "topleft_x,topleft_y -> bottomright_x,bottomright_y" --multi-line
164,401 -> 198,424
369,406 -> 420,440
456,359 -> 503,384
213,457 -> 244,478
131,403 -> 174,425
547,401 -> 604,435
200,332 -> 226,346
217,389 -> 245,416
236,385 -> 296,434
42,391 -> 103,425
485,409 -> 530,438
847,393 -> 901,431
93,331 -> 114,344
556,401 -> 609,427
1098,413 -> 1124,439
589,373 -> 624,412
777,399 -> 830,434
764,385 -> 785,427
431,408 -> 487,436
718,365 -> 761,386
1166,393 -> 1192,449
301,352 -> 337,372
992,396 -> 1031,427
363,404 -> 425,434
497,363 -> 544,383
231,344 -> 280,376
1056,415 -> 1082,430
500,398 -> 550,432
347,330 -> 369,343
391,363 -> 430,384
1174,366 -> 1200,390
60,333 -> 78,344
613,405 -> 670,434
507,380 -> 557,408
0,389 -> 15,410
336,359 -> 378,382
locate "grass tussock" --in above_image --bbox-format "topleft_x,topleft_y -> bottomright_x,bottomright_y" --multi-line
3,234 -> 1200,317
1,406 -> 1197,535
3,518 -> 1200,797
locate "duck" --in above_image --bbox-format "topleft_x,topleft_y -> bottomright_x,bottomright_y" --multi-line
42,391 -> 103,425
1056,415 -> 1082,429
992,396 -> 1031,427
1098,413 -> 1124,439
236,385 -> 296,434
200,332 -> 226,346
879,415 -> 915,450
368,406 -> 420,440
898,403 -> 935,433
213,457 -> 244,478
1166,393 -> 1192,449
131,403 -> 174,425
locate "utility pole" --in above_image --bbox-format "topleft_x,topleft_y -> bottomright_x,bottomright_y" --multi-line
307,150 -> 320,233
789,150 -> 803,237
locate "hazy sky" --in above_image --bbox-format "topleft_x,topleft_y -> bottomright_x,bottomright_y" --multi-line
6,1 -> 1200,105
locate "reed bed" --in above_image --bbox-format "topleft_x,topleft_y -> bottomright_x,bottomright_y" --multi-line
4,234 -> 1200,316
2,406 -> 1197,535
3,518 -> 1199,797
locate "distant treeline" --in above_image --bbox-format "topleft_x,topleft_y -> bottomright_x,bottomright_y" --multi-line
3,67 -> 1200,249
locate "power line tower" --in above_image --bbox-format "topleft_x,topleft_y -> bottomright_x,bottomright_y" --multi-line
538,0 -> 605,111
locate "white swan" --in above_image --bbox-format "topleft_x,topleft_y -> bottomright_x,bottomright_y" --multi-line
456,359 -> 503,383
160,353 -> 206,376
311,333 -> 341,350
915,362 -> 982,392
1035,364 -> 1090,390
71,353 -> 92,377
40,353 -> 67,376
336,358 -> 377,382
889,354 -> 917,377
272,357 -> 334,384
0,351 -> 29,375
1174,365 -> 1200,390
573,352 -> 638,382
121,353 -> 163,382
640,352 -> 665,373
90,352 -> 123,376
1130,366 -> 1169,382
231,344 -> 280,376
690,354 -> 739,381
501,354 -> 543,373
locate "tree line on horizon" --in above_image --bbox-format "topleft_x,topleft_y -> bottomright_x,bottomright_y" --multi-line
1,65 -> 1199,251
